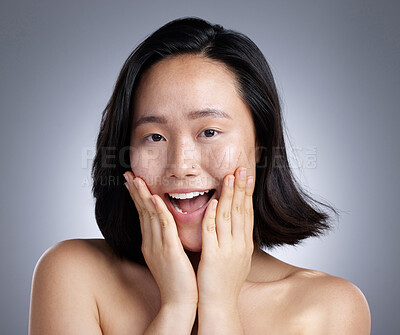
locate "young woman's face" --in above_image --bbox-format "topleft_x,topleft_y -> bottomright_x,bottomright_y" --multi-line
130,54 -> 258,252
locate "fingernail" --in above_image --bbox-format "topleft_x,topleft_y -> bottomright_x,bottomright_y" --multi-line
247,176 -> 254,186
212,200 -> 218,209
124,182 -> 129,190
123,173 -> 129,182
240,168 -> 247,179
133,179 -> 139,189
228,176 -> 234,187
151,197 -> 157,206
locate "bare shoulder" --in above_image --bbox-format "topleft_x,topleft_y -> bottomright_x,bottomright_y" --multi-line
29,239 -> 117,335
36,238 -> 114,266
32,239 -> 116,284
288,268 -> 371,334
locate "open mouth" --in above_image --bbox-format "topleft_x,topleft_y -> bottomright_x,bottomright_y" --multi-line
166,189 -> 216,215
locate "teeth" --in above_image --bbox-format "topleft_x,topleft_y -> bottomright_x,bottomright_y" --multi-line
168,189 -> 211,200
175,206 -> 187,214
170,199 -> 188,214
168,189 -> 213,215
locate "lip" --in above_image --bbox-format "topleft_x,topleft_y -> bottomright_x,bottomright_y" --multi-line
163,189 -> 218,225
166,188 -> 213,194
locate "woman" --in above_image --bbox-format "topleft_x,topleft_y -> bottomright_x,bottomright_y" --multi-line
29,17 -> 371,334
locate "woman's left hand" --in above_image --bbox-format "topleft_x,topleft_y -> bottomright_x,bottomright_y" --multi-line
196,167 -> 255,309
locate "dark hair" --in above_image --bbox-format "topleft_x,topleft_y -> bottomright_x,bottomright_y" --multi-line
92,17 -> 338,265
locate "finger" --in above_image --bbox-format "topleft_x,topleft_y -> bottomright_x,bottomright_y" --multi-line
123,173 -> 150,243
231,167 -> 247,240
244,175 -> 255,246
124,172 -> 144,208
202,199 -> 219,250
215,174 -> 234,247
152,194 -> 181,249
134,178 -> 162,246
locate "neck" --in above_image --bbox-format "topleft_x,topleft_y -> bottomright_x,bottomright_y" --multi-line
184,246 -> 267,276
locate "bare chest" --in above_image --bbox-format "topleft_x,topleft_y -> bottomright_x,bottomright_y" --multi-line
97,279 -> 304,335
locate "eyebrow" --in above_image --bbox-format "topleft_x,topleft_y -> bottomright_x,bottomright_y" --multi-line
134,108 -> 232,128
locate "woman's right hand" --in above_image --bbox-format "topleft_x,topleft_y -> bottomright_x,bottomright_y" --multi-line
123,172 -> 198,308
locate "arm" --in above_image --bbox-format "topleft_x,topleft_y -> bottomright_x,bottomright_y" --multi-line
198,302 -> 244,334
29,240 -> 103,335
305,278 -> 371,334
144,304 -> 196,335
197,167 -> 255,334
124,173 -> 198,334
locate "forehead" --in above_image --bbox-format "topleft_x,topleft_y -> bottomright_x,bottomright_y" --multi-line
132,54 -> 249,120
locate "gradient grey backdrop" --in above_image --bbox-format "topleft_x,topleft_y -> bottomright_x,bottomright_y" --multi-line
1,0 -> 399,333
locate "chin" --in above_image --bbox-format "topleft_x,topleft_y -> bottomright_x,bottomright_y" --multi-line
177,227 -> 202,252
183,244 -> 202,253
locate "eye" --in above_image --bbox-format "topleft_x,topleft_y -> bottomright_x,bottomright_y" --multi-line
144,134 -> 166,142
199,129 -> 219,138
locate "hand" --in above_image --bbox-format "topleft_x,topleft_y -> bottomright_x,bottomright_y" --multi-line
123,172 -> 198,308
196,167 -> 255,308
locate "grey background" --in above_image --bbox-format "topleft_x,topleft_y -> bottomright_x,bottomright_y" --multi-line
0,0 -> 398,333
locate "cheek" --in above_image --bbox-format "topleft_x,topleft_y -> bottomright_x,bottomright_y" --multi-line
130,147 -> 167,171
201,143 -> 256,175
130,147 -> 167,191
201,144 -> 235,173
233,144 -> 257,172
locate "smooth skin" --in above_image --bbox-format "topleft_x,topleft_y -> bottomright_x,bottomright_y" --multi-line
123,166 -> 255,334
29,54 -> 371,334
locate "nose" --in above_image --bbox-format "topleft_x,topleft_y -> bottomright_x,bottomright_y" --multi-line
166,140 -> 200,179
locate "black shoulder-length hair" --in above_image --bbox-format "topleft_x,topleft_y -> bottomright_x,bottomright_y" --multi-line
92,17 -> 338,265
